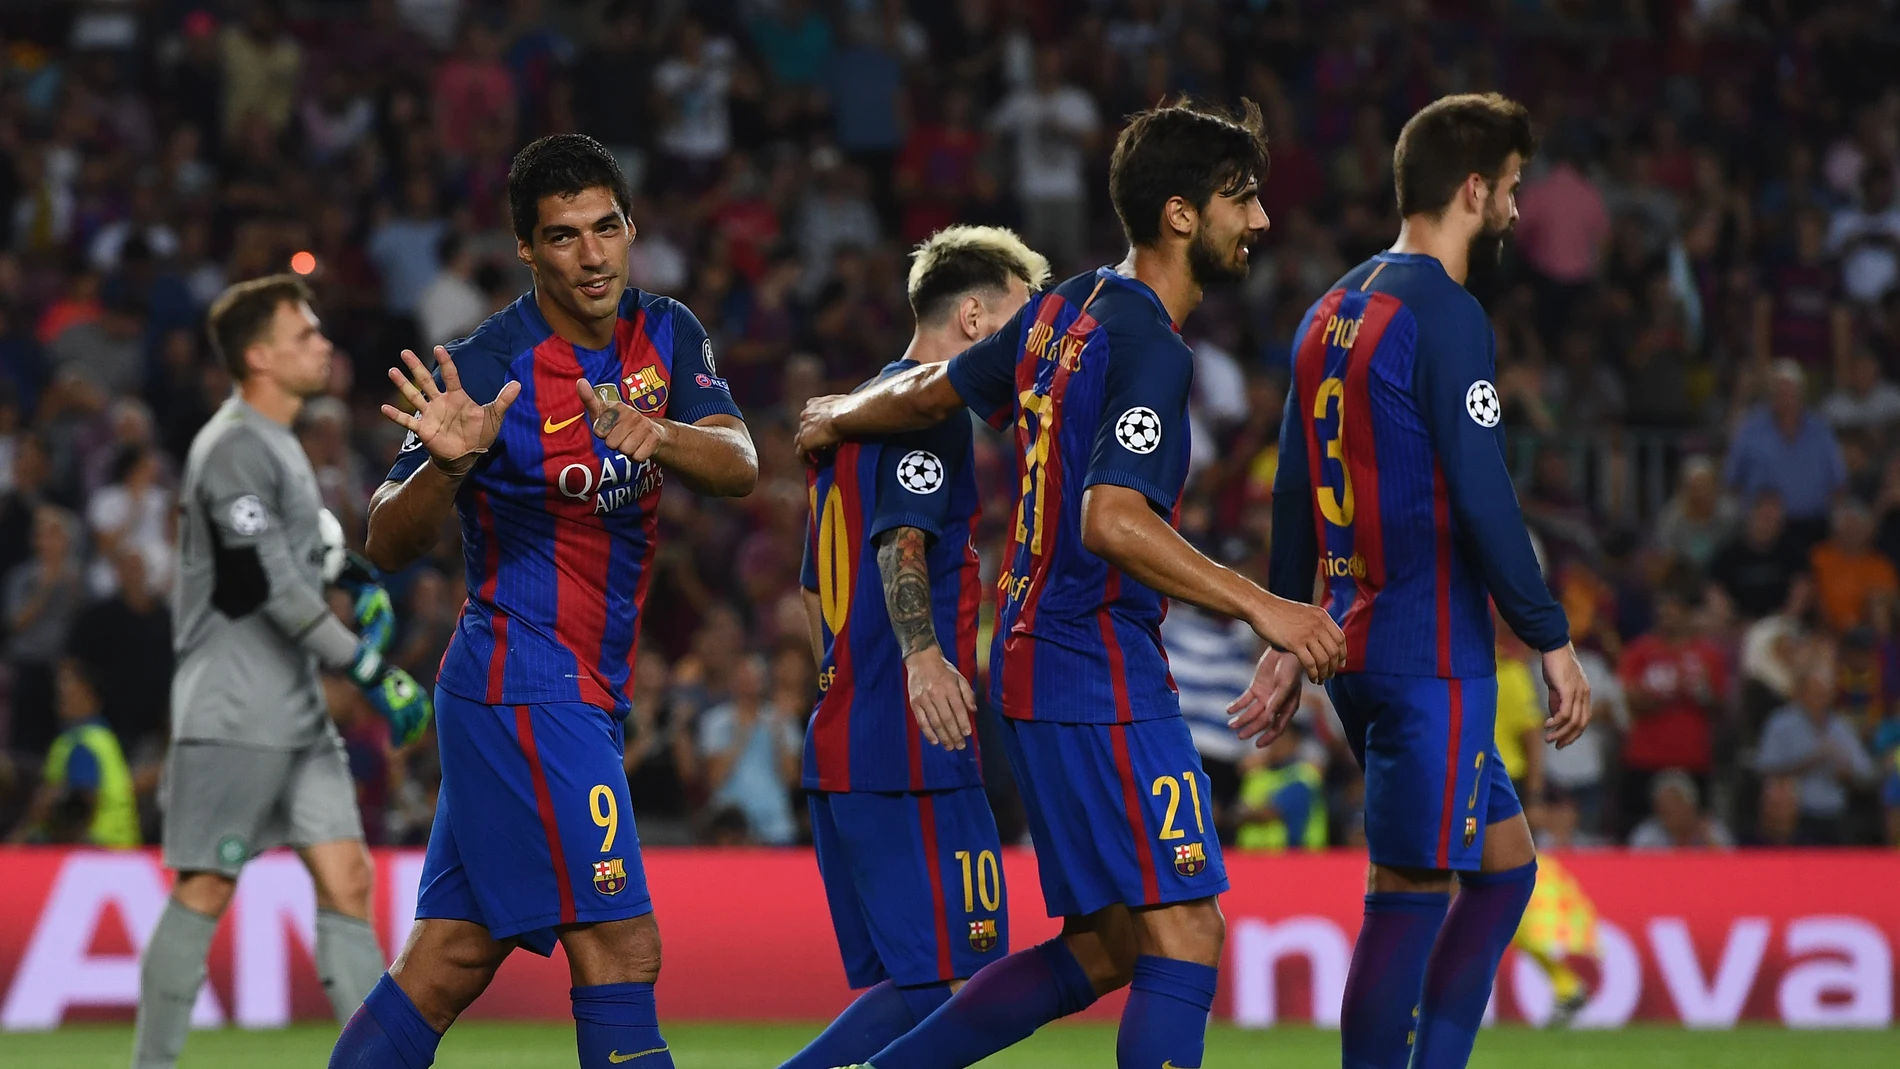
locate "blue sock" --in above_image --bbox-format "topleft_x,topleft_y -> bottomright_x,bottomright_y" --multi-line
329,973 -> 441,1069
867,939 -> 1097,1069
573,982 -> 673,1069
777,980 -> 948,1069
1340,892 -> 1450,1069
1412,863 -> 1537,1069
1115,956 -> 1218,1069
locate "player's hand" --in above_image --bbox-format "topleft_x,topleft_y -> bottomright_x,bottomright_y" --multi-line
1541,642 -> 1592,748
1249,595 -> 1347,682
360,665 -> 434,747
576,377 -> 670,461
905,648 -> 976,750
381,346 -> 520,471
793,394 -> 849,461
1228,647 -> 1306,749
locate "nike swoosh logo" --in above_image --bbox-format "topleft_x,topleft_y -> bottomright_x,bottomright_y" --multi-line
1161,1063 -> 1199,1069
608,1047 -> 669,1064
544,412 -> 584,434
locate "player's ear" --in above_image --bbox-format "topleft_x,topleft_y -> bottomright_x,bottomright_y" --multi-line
516,235 -> 533,269
959,293 -> 983,341
1163,195 -> 1196,241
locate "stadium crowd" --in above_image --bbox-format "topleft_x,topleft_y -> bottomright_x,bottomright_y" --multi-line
0,0 -> 1898,855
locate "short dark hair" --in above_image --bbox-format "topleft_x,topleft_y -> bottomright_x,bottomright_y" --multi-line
906,226 -> 1052,323
1109,98 -> 1269,247
1393,93 -> 1538,217
507,134 -> 632,243
206,274 -> 312,381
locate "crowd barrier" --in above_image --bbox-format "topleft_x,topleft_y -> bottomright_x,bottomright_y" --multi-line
0,847 -> 1893,1029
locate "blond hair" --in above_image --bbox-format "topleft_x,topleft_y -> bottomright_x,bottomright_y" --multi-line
906,225 -> 1051,323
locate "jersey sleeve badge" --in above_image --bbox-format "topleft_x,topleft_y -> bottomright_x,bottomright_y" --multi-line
1114,406 -> 1163,454
896,450 -> 945,494
1465,380 -> 1501,427
229,494 -> 268,535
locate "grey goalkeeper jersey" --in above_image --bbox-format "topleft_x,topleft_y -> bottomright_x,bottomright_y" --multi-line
171,396 -> 359,748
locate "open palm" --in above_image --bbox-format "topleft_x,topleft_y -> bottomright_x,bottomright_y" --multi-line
380,346 -> 520,462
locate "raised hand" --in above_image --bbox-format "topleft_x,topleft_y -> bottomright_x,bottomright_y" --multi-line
1249,595 -> 1348,682
1228,647 -> 1306,749
577,377 -> 669,461
380,346 -> 520,472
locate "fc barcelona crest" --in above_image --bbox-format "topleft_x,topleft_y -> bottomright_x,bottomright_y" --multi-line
623,365 -> 668,414
593,857 -> 628,895
1463,817 -> 1478,849
968,918 -> 998,953
1173,842 -> 1207,877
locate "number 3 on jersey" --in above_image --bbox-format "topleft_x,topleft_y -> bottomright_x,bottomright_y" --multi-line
1313,376 -> 1354,527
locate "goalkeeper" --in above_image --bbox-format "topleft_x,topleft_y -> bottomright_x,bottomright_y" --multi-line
133,275 -> 431,1069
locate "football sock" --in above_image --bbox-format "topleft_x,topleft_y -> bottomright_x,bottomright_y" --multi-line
866,938 -> 1097,1069
1114,955 -> 1218,1069
133,897 -> 218,1069
573,982 -> 674,1068
776,980 -> 949,1069
317,909 -> 387,1023
1549,959 -> 1584,1004
329,973 -> 441,1068
1412,862 -> 1537,1069
1340,891 -> 1450,1069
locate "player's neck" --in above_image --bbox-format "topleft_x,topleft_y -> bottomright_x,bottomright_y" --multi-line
901,325 -> 968,365
1392,216 -> 1472,286
534,287 -> 617,350
238,376 -> 303,426
1118,245 -> 1200,327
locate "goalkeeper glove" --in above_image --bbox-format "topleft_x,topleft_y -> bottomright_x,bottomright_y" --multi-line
352,652 -> 433,746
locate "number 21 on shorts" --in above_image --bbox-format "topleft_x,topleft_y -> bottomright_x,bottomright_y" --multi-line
1153,772 -> 1211,877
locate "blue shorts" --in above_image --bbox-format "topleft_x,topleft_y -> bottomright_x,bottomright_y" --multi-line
417,688 -> 652,956
999,716 -> 1228,918
809,785 -> 1008,988
1327,672 -> 1520,872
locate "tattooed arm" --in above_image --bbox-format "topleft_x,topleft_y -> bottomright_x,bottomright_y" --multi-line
876,526 -> 977,750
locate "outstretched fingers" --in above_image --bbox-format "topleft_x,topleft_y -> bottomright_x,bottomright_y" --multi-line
399,349 -> 441,400
435,345 -> 463,393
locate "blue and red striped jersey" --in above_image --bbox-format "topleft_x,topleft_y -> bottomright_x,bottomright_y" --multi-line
947,268 -> 1191,724
385,288 -> 741,714
800,360 -> 984,793
1268,252 -> 1568,678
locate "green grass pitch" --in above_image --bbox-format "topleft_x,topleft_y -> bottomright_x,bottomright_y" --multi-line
3,1022 -> 1895,1068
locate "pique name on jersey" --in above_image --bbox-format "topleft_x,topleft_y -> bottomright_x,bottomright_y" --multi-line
555,453 -> 663,514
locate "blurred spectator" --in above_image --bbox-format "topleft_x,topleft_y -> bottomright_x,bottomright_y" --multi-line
1723,360 -> 1845,552
49,296 -> 144,397
1628,770 -> 1735,850
5,659 -> 137,847
1757,663 -> 1879,844
1738,575 -> 1817,729
220,3 -> 303,141
821,14 -> 906,224
299,68 -> 377,166
1516,139 -> 1610,335
1809,499 -> 1896,635
1822,352 -> 1900,435
1710,492 -> 1806,620
433,16 -> 517,165
417,233 -> 487,349
990,46 -> 1099,272
88,184 -> 178,273
0,434 -> 52,582
690,653 -> 801,845
1495,636 -> 1546,805
750,0 -> 833,92
1741,776 -> 1804,848
368,175 -> 449,326
651,18 -> 736,187
84,443 -> 174,598
1617,581 -> 1727,835
5,506 -> 83,754
1827,163 -> 1900,306
1654,455 -> 1737,571
66,550 -> 170,752
1234,727 -> 1325,852
1755,209 -> 1850,372
895,87 -> 984,244
1544,643 -> 1627,837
